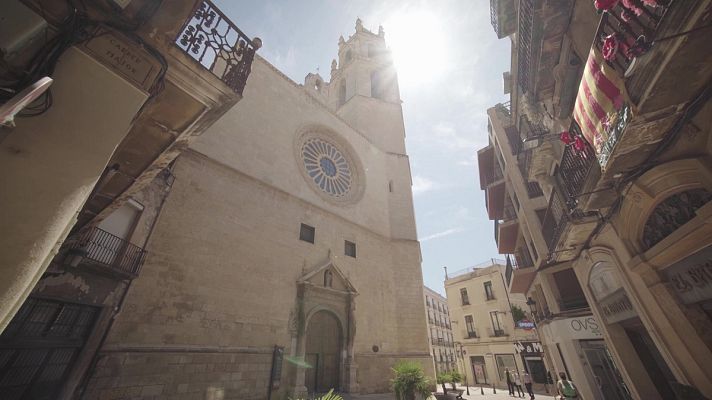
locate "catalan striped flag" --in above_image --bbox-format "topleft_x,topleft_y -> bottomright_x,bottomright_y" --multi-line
573,47 -> 632,160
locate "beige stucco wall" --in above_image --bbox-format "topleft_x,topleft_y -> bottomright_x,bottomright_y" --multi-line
0,47 -> 148,332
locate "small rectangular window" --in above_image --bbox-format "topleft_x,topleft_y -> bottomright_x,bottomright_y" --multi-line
484,281 -> 495,300
299,224 -> 315,243
345,240 -> 356,258
460,288 -> 470,305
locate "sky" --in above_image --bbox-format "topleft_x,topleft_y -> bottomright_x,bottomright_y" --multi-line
216,0 -> 511,295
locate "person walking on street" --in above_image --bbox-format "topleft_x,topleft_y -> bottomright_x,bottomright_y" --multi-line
505,368 -> 515,396
523,371 -> 534,400
557,372 -> 579,399
514,372 -> 524,398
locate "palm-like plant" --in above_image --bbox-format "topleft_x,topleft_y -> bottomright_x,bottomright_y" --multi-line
448,371 -> 463,390
391,361 -> 433,400
436,372 -> 451,394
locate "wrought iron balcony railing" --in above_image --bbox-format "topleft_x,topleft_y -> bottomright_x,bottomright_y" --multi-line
517,0 -> 534,93
488,328 -> 508,338
176,0 -> 261,95
505,126 -> 521,155
541,190 -> 569,255
516,242 -> 535,269
466,330 -> 479,339
594,2 -> 669,77
526,181 -> 544,198
557,122 -> 596,209
558,297 -> 590,312
65,227 -> 147,278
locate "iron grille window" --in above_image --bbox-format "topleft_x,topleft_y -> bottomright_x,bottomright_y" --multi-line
484,281 -> 495,300
465,315 -> 477,338
299,224 -> 315,243
460,288 -> 470,305
344,240 -> 356,258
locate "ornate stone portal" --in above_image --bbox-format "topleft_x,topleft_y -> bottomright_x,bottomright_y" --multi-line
290,252 -> 358,396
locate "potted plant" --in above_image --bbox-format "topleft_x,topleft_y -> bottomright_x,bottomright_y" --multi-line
391,361 -> 433,400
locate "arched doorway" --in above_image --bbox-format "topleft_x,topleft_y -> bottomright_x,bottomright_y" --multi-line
305,310 -> 342,393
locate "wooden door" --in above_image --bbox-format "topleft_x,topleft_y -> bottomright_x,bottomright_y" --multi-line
305,311 -> 341,393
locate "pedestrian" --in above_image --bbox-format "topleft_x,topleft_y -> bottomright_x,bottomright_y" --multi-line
505,368 -> 515,396
523,371 -> 534,400
514,372 -> 524,398
556,372 -> 579,399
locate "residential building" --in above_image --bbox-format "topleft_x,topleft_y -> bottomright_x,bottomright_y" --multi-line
0,1 -> 259,399
0,16 -> 432,399
484,0 -> 712,399
445,261 -> 542,392
424,286 -> 457,373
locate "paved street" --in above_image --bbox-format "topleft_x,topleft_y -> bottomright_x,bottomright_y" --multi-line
343,386 -> 557,400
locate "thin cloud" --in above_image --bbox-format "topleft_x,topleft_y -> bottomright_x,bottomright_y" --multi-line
412,175 -> 436,195
421,227 -> 465,242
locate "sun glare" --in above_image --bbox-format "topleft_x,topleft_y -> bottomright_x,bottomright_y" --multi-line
384,9 -> 450,88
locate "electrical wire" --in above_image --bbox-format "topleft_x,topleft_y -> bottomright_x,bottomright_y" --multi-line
0,0 -> 166,117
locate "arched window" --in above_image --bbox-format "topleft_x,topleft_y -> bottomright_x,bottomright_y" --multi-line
642,188 -> 712,249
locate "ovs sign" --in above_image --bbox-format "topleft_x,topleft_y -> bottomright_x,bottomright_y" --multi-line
568,316 -> 601,339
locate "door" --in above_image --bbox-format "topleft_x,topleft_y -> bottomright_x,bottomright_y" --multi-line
581,340 -> 631,400
305,311 -> 341,393
0,297 -> 100,400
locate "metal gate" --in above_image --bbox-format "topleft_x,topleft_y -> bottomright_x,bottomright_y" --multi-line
0,297 -> 100,400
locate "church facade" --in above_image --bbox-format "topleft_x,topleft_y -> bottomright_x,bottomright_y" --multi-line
80,19 -> 432,399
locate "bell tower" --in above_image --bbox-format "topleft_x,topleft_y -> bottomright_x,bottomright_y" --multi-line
326,18 -> 406,154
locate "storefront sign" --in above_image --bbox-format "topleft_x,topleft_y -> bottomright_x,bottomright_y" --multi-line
599,288 -> 637,324
542,315 -> 602,343
516,319 -> 535,330
514,341 -> 543,355
665,247 -> 712,305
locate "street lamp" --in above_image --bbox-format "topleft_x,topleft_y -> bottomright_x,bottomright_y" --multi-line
453,342 -> 470,395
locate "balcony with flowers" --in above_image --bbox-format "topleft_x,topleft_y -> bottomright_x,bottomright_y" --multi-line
557,0 -> 712,212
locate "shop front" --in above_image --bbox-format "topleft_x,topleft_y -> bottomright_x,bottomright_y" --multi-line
539,313 -> 625,400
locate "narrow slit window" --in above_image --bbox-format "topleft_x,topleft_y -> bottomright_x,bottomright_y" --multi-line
345,240 -> 356,258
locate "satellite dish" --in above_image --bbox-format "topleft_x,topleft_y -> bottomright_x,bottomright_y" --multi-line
0,77 -> 53,127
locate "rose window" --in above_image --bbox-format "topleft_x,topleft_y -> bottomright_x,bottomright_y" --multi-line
301,138 -> 353,197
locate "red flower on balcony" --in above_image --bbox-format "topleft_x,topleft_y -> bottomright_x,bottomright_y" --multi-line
602,34 -> 620,62
594,0 -> 619,11
573,136 -> 587,153
621,0 -> 644,16
560,131 -> 573,144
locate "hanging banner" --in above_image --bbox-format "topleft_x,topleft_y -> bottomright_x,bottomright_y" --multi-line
573,47 -> 633,169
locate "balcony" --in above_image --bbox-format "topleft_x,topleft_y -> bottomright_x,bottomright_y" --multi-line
517,0 -> 535,93
64,227 -> 147,278
526,181 -> 544,198
488,328 -> 509,338
175,0 -> 260,96
558,297 -> 589,312
570,2 -> 711,211
557,122 -> 597,210
541,189 -> 599,261
466,330 -> 479,339
490,0 -> 517,38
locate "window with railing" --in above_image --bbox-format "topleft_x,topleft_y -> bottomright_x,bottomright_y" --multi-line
465,315 -> 477,338
527,181 -> 544,198
505,126 -> 521,155
484,281 -> 495,301
541,189 -> 569,255
460,288 -> 470,305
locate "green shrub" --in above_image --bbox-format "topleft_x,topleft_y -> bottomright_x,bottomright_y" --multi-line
436,372 -> 452,394
392,361 -> 433,400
